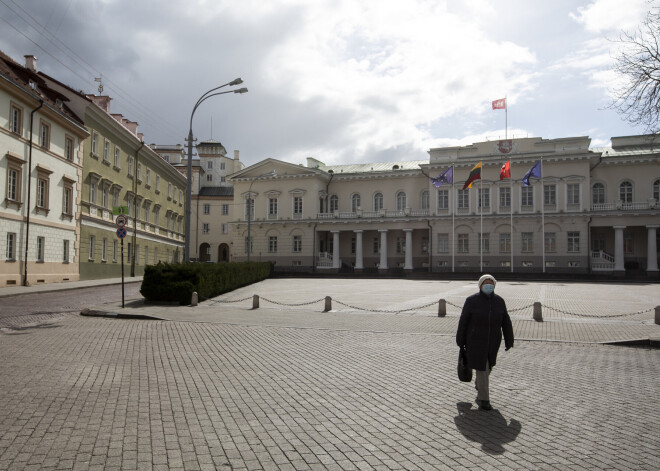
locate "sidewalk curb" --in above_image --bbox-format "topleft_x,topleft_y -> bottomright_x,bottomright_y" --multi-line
80,308 -> 163,321
0,280 -> 142,299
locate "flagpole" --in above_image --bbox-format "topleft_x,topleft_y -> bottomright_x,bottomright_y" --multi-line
510,175 -> 514,273
541,157 -> 545,273
505,95 -> 508,140
479,165 -> 483,273
452,175 -> 455,273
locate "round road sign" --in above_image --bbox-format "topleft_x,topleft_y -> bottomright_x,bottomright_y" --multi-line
116,227 -> 127,239
116,215 -> 127,227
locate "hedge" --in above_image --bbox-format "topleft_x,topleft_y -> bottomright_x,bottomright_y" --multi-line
140,262 -> 273,305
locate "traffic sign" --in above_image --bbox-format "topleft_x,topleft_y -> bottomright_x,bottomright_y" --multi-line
116,215 -> 127,227
116,227 -> 127,239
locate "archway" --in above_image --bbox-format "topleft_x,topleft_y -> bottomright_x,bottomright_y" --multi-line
199,243 -> 211,262
219,243 -> 230,262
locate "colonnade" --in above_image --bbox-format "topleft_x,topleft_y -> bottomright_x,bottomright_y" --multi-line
330,228 -> 415,270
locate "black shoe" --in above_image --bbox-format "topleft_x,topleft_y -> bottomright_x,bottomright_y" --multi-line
478,400 -> 492,411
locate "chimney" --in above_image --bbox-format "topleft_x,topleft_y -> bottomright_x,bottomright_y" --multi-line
121,118 -> 139,136
234,150 -> 240,160
24,55 -> 37,72
138,133 -> 144,142
87,95 -> 112,113
111,113 -> 123,123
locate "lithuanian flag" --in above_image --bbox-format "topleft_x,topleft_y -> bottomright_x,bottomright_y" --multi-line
462,162 -> 482,190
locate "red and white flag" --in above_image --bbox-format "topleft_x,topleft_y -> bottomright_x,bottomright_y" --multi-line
492,98 -> 506,110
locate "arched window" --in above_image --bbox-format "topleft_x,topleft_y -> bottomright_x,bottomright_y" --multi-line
373,192 -> 383,211
329,195 -> 338,212
653,179 -> 660,201
396,191 -> 407,211
619,181 -> 633,203
421,190 -> 429,210
351,193 -> 361,212
592,183 -> 605,205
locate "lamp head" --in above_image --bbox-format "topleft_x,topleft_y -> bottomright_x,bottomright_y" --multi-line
233,88 -> 248,94
229,78 -> 243,86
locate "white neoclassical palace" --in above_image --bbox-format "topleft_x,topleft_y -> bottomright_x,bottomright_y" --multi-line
222,134 -> 659,277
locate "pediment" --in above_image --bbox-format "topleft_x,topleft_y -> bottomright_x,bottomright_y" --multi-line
229,158 -> 327,181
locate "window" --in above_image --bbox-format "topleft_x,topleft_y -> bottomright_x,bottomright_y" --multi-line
179,190 -> 182,204
592,183 -> 605,205
203,204 -> 210,215
619,181 -> 633,203
63,240 -> 69,263
220,177 -> 226,183
268,236 -> 277,253
102,238 -> 107,261
457,189 -> 469,209
373,237 -> 380,254
113,189 -> 119,208
37,177 -> 48,209
269,198 -> 278,216
222,204 -> 229,215
437,189 -> 448,210
544,232 -> 556,252
521,186 -> 534,207
567,184 -> 580,206
154,207 -> 160,227
89,236 -> 95,260
103,140 -> 110,162
567,232 -> 580,253
36,237 -> 44,262
39,120 -> 50,149
293,196 -> 303,216
65,136 -> 74,161
91,132 -> 99,156
9,103 -> 22,134
544,184 -> 556,206
421,190 -> 429,210
203,223 -> 210,234
114,147 -> 120,168
521,233 -> 533,252
568,261 -> 580,268
7,162 -> 22,202
457,234 -> 469,253
6,233 -> 16,260
293,235 -> 302,252
351,193 -> 361,212
478,188 -> 490,209
207,174 -> 213,182
373,193 -> 383,211
624,236 -> 633,254
167,183 -> 172,199
499,187 -> 511,209
220,162 -> 226,170
102,185 -> 109,208
128,157 -> 134,177
479,233 -> 489,253
155,175 -> 160,193
421,237 -> 428,254
113,240 -> 118,262
499,233 -> 511,253
245,198 -> 254,220
396,237 -> 404,254
207,161 -> 213,169
221,223 -> 228,234
146,169 -> 151,187
137,164 -> 142,182
437,233 -> 449,253
330,195 -> 338,212
654,179 -> 660,201
396,191 -> 407,211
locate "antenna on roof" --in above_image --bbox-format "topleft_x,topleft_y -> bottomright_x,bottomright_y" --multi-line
94,75 -> 103,94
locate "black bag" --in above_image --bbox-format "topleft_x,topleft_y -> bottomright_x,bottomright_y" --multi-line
457,347 -> 472,382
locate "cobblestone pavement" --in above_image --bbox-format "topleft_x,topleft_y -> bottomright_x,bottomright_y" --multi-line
1,311 -> 659,470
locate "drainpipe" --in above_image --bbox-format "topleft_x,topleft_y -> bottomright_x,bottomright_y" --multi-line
23,99 -> 44,286
587,216 -> 592,275
130,141 -> 144,277
427,219 -> 432,273
312,223 -> 317,272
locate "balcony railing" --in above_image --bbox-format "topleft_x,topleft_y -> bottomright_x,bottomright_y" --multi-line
592,200 -> 656,211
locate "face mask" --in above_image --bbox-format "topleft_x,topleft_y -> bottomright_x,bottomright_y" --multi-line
481,284 -> 495,295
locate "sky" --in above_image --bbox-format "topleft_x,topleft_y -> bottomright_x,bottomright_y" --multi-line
0,0 -> 655,167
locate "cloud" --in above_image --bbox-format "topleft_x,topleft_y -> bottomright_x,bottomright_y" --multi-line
569,0 -> 650,33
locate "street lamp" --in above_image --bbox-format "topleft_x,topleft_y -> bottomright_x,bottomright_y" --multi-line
184,79 -> 247,262
246,170 -> 276,262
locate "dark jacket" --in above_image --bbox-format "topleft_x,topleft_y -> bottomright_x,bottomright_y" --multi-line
456,291 -> 514,371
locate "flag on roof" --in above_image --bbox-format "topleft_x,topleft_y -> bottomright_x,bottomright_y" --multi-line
500,160 -> 511,180
430,166 -> 453,188
522,160 -> 542,186
462,162 -> 482,190
492,98 -> 506,110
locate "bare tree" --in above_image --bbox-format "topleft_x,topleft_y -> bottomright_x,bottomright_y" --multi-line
611,6 -> 660,133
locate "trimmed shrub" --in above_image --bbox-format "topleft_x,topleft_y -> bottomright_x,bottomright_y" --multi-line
140,262 -> 272,305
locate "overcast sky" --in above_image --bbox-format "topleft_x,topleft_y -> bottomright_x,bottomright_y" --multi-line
0,0 -> 655,167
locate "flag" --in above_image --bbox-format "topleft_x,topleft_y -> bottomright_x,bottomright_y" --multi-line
522,160 -> 542,186
430,167 -> 453,188
492,98 -> 506,110
462,162 -> 482,190
499,160 -> 511,180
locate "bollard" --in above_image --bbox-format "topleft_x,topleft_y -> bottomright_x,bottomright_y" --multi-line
190,292 -> 198,307
324,296 -> 332,312
252,295 -> 259,310
438,299 -> 446,317
655,306 -> 660,325
533,302 -> 543,322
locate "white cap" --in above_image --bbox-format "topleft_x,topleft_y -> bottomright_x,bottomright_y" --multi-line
478,274 -> 496,289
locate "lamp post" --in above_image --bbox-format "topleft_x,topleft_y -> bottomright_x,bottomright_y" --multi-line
184,79 -> 248,262
247,171 -> 276,262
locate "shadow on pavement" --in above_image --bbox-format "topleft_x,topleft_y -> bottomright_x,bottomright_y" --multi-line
453,401 -> 522,454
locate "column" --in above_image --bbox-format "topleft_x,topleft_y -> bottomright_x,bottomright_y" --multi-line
354,230 -> 364,270
613,226 -> 626,273
379,229 -> 388,269
647,225 -> 659,273
332,230 -> 340,269
404,229 -> 413,270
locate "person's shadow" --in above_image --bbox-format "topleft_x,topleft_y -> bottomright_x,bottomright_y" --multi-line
453,402 -> 521,454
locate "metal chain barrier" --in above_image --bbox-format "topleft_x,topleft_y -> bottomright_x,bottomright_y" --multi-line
260,296 -> 326,307
540,303 -> 653,319
333,298 -> 438,314
209,296 -> 253,305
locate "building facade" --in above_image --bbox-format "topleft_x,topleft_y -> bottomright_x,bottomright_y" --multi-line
41,78 -> 188,279
173,140 -> 244,262
1,53 -> 89,286
228,135 -> 659,277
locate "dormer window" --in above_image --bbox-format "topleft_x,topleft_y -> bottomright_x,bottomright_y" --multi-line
28,80 -> 36,89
